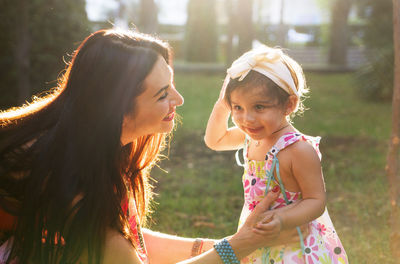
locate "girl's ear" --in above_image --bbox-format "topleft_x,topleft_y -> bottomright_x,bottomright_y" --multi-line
285,95 -> 298,115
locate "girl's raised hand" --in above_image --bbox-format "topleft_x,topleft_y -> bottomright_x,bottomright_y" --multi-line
218,74 -> 231,102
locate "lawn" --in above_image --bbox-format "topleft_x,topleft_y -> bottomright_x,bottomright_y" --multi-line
147,72 -> 393,263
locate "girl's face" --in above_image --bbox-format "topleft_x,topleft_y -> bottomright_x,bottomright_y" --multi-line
120,56 -> 184,145
230,86 -> 290,141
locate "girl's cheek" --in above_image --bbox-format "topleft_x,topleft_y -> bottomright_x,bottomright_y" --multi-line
232,113 -> 244,126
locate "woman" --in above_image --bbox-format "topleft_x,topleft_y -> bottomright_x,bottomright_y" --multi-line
0,29 -> 304,264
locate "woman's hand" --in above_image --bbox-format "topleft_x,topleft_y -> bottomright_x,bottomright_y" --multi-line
231,189 -> 309,253
252,211 -> 282,238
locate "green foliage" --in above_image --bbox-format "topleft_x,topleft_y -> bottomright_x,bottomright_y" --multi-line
0,0 -> 89,108
355,0 -> 393,101
184,0 -> 218,62
149,72 -> 393,262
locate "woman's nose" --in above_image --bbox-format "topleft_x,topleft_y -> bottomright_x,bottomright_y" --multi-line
171,87 -> 184,107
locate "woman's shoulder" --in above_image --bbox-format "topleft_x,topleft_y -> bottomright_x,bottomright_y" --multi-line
102,229 -> 142,264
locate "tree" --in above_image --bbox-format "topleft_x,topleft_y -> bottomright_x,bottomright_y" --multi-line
14,0 -> 31,104
139,0 -> 158,34
185,0 -> 218,62
0,0 -> 89,109
387,0 -> 400,260
356,0 -> 393,101
225,0 -> 236,65
328,0 -> 352,66
237,0 -> 254,54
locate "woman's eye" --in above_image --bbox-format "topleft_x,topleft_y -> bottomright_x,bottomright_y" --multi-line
158,90 -> 168,100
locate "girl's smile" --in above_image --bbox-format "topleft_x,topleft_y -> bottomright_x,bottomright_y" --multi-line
243,126 -> 264,135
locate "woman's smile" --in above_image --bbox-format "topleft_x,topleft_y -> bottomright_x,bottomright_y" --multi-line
163,110 -> 175,121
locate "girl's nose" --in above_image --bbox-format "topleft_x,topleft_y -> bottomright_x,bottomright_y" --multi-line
244,112 -> 255,123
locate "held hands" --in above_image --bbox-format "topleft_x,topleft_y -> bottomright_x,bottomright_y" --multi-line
253,211 -> 283,238
237,187 -> 309,249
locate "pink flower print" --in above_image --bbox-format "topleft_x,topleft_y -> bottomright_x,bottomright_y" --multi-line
257,163 -> 262,174
276,191 -> 300,205
325,226 -> 338,239
317,223 -> 327,236
247,163 -> 256,176
291,254 -> 305,264
243,175 -> 265,200
325,237 -> 348,264
283,134 -> 295,142
303,235 -> 319,264
248,200 -> 260,211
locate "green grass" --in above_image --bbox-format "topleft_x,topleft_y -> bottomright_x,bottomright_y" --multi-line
147,72 -> 394,263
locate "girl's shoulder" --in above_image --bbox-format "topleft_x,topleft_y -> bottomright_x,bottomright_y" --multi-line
102,229 -> 142,264
275,132 -> 322,161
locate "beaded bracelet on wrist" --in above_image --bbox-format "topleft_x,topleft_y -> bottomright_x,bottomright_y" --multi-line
213,239 -> 240,264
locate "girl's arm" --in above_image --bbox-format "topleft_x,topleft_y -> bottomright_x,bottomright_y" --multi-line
259,142 -> 326,232
204,76 -> 245,151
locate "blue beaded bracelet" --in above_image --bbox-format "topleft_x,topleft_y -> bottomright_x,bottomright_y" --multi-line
213,239 -> 240,264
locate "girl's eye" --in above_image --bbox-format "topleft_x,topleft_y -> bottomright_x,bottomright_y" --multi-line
255,105 -> 266,110
158,90 -> 168,100
232,105 -> 242,111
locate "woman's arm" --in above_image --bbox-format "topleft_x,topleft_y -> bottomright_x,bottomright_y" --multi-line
176,190 -> 304,264
204,76 -> 245,151
142,229 -> 216,264
144,191 -> 307,264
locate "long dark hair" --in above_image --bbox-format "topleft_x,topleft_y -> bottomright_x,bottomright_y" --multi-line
0,29 -> 171,263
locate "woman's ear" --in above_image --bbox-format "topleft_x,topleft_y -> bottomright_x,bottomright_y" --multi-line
285,95 -> 298,115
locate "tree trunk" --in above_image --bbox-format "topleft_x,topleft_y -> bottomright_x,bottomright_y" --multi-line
185,0 -> 217,62
276,0 -> 287,47
237,0 -> 253,54
388,0 -> 400,261
15,0 -> 31,104
139,0 -> 158,34
328,0 -> 351,66
225,0 -> 235,66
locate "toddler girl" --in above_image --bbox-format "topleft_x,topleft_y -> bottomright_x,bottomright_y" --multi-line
205,45 -> 348,264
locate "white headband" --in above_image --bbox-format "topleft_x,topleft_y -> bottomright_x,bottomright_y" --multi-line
227,45 -> 300,97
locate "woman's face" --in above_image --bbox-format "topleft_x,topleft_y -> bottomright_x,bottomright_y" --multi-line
120,56 -> 184,145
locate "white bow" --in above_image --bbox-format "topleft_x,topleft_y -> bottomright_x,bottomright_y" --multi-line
227,45 -> 300,97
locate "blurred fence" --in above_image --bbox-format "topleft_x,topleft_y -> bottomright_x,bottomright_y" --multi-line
174,46 -> 370,74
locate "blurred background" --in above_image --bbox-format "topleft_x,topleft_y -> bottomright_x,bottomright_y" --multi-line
0,0 -> 393,108
0,0 -> 396,263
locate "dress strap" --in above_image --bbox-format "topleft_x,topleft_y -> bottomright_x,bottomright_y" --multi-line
235,136 -> 249,167
267,132 -> 322,160
261,133 -> 315,263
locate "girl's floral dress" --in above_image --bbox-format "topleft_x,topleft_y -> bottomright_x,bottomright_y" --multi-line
237,132 -> 348,264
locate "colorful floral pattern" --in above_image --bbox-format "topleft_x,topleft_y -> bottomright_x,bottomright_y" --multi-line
122,195 -> 149,264
238,132 -> 348,264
